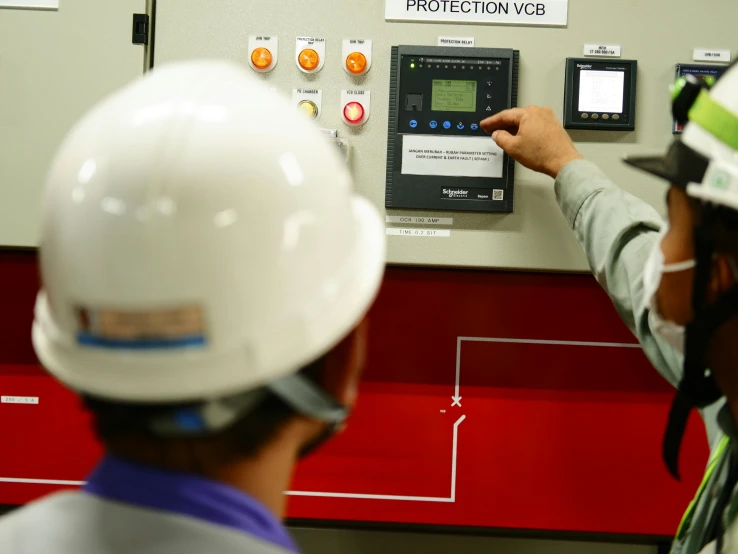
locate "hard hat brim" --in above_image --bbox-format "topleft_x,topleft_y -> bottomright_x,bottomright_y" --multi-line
622,155 -> 678,184
622,140 -> 710,189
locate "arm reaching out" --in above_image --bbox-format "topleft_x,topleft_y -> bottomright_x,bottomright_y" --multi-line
484,105 -> 723,443
484,106 -> 684,388
480,106 -> 583,179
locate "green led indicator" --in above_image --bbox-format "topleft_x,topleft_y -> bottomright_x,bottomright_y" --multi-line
410,62 -> 415,68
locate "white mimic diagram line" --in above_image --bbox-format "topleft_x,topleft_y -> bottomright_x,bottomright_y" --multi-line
0,415 -> 467,504
449,414 -> 464,501
0,337 -> 640,502
286,415 -> 466,503
0,477 -> 84,486
452,336 -> 641,408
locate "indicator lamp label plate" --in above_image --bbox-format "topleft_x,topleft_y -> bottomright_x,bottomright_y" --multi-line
341,90 -> 371,125
296,37 -> 326,73
248,35 -> 278,72
342,39 -> 373,75
292,89 -> 322,119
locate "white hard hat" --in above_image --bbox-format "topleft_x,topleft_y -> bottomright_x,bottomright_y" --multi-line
625,62 -> 738,212
32,60 -> 386,404
681,64 -> 738,210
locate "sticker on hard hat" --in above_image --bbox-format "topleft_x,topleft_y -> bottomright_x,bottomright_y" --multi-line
75,306 -> 206,349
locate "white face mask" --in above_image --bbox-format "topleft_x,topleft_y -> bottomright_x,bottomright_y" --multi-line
642,223 -> 696,354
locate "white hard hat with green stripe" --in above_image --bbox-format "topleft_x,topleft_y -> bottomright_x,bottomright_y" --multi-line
625,62 -> 738,210
624,61 -> 738,482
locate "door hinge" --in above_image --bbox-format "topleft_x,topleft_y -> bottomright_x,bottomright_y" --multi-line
132,13 -> 149,45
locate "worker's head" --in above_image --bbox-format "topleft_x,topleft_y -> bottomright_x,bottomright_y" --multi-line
625,61 -> 738,478
647,188 -> 738,332
31,61 -> 386,469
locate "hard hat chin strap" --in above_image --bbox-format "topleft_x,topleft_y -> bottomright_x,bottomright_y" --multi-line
663,216 -> 738,479
267,373 -> 349,459
266,373 -> 349,425
143,372 -> 348,438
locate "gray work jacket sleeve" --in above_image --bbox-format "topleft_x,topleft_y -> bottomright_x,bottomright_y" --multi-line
554,158 -> 684,385
554,159 -> 724,448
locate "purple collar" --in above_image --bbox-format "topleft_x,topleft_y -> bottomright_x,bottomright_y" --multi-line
83,455 -> 298,552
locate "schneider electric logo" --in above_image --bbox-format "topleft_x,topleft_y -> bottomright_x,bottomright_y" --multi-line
442,188 -> 469,199
577,64 -> 593,69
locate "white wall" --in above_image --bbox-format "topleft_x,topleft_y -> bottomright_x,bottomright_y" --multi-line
0,0 -> 148,247
153,0 -> 738,271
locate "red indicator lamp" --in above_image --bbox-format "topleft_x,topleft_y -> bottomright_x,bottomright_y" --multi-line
343,101 -> 365,124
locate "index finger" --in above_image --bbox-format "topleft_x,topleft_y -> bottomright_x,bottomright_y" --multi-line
479,108 -> 526,133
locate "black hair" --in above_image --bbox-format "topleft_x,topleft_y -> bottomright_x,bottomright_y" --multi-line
83,355 -> 326,462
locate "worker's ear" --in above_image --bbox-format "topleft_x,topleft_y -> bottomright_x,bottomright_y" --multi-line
319,317 -> 369,410
710,255 -> 738,301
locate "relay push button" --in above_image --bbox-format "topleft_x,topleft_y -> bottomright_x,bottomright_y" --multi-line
345,52 -> 367,75
343,102 -> 365,124
298,49 -> 320,71
251,47 -> 272,70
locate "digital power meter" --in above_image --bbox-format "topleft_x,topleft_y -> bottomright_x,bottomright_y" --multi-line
385,46 -> 519,213
563,58 -> 638,131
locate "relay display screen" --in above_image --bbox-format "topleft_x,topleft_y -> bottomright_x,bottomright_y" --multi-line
578,70 -> 625,113
431,80 -> 477,112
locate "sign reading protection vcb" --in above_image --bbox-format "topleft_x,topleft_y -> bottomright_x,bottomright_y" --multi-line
385,0 -> 568,26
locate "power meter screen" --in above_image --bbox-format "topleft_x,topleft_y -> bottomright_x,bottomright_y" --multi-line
578,70 -> 625,113
431,80 -> 477,112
